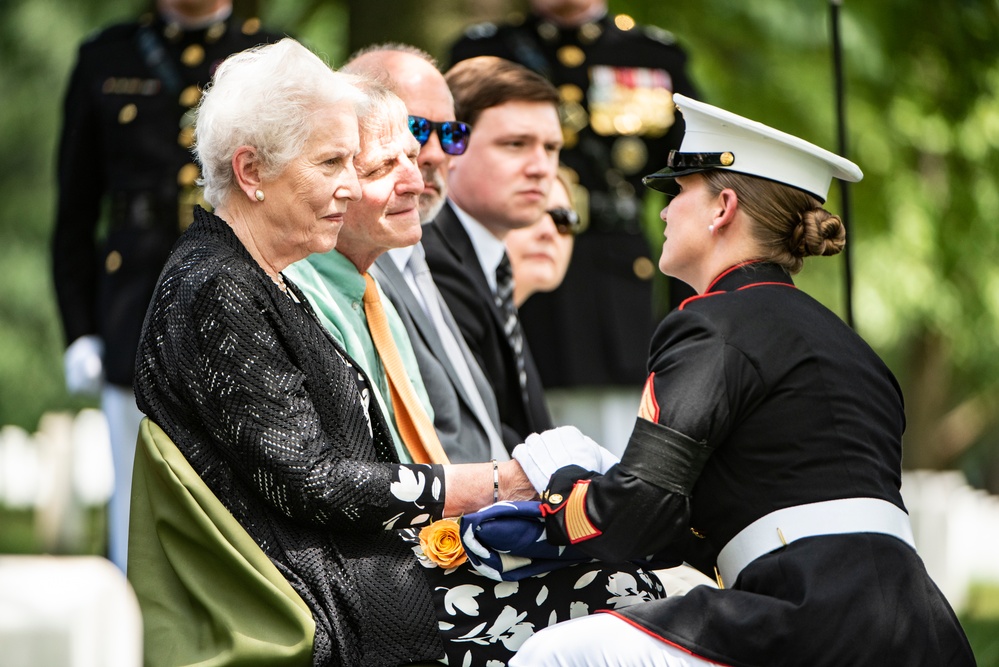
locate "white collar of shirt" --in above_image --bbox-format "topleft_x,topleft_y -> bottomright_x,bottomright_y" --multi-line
450,201 -> 506,294
385,244 -> 429,315
386,245 -> 416,273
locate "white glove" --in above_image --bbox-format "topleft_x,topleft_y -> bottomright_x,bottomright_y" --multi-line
512,425 -> 620,494
64,335 -> 104,395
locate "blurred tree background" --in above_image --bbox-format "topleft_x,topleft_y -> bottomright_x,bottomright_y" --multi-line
1,0 -> 998,491
1,0 -> 998,661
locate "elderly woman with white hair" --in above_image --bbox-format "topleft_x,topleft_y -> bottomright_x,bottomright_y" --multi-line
132,38 -> 538,667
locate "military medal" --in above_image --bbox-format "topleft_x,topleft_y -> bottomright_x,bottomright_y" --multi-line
589,66 -> 676,137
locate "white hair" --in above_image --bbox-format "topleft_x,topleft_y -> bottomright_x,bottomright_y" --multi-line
350,76 -> 411,139
194,38 -> 367,207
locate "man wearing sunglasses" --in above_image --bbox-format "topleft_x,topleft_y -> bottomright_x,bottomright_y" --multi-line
422,56 -> 561,449
346,45 -> 508,464
449,0 -> 701,457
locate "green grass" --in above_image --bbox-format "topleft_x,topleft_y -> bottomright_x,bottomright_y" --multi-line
962,583 -> 999,667
0,505 -> 107,556
0,507 -> 39,553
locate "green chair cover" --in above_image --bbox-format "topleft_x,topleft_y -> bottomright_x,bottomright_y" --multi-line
128,418 -> 315,667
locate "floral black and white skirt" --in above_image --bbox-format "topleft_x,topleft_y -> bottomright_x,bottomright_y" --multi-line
399,530 -> 667,667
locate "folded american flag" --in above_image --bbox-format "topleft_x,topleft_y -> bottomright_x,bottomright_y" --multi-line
459,501 -> 593,581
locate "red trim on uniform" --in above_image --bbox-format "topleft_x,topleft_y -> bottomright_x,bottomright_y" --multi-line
678,291 -> 723,310
638,373 -> 660,422
540,497 -> 568,515
705,259 -> 762,292
680,264 -> 796,310
596,610 -> 733,666
736,282 -> 797,290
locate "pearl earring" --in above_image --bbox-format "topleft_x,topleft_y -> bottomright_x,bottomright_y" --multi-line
708,224 -> 715,233
254,189 -> 265,202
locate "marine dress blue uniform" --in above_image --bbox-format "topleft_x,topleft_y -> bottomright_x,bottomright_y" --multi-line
534,260 -> 975,666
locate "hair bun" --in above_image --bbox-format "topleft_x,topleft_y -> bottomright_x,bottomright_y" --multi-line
800,208 -> 845,258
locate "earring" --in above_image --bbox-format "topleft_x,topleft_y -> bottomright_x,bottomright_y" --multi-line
254,189 -> 265,202
708,224 -> 715,233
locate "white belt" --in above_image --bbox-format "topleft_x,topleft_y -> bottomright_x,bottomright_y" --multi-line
716,497 -> 915,588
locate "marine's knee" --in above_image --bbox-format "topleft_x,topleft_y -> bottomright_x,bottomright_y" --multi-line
510,615 -> 608,666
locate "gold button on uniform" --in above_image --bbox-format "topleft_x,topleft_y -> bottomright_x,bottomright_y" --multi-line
559,99 -> 589,132
537,22 -> 558,41
579,22 -> 603,43
179,85 -> 201,108
633,256 -> 655,280
242,18 -> 261,35
614,14 -> 637,31
548,493 -> 563,505
559,83 -> 584,104
562,128 -> 579,149
611,136 -> 648,174
118,103 -> 137,124
177,163 -> 200,186
206,21 -> 225,43
178,126 -> 195,148
557,45 -> 585,68
181,44 -> 205,67
105,250 -> 123,273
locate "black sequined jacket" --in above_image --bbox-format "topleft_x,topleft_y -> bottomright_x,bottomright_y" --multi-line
134,207 -> 446,666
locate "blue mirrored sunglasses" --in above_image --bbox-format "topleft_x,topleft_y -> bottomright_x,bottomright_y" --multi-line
408,115 -> 471,156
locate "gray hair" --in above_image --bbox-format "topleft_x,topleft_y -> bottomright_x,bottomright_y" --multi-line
350,75 -> 410,139
194,38 -> 367,207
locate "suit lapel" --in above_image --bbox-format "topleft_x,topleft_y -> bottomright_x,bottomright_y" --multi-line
432,205 -> 509,334
426,203 -> 554,440
371,254 -> 475,408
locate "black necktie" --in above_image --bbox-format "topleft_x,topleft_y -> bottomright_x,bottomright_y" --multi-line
494,252 -> 528,402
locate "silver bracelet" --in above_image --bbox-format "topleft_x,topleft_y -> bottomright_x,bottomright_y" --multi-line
491,459 -> 499,504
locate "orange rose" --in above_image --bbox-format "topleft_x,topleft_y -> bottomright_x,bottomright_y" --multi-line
419,518 -> 468,569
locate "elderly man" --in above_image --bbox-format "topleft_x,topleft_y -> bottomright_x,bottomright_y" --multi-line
345,45 -> 507,463
423,56 -> 560,448
283,81 -> 440,463
282,74 -> 670,667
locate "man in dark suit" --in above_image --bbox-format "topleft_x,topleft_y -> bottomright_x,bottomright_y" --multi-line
449,0 -> 700,455
50,0 -> 279,570
343,45 -> 507,463
423,56 -> 561,449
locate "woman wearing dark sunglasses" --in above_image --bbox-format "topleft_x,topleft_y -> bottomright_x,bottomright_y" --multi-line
506,166 -> 581,307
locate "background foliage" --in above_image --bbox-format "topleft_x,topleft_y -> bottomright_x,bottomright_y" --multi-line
1,0 -> 998,489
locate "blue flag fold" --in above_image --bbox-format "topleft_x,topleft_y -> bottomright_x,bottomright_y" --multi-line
458,501 -> 593,581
